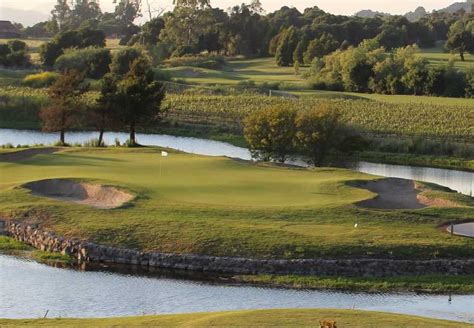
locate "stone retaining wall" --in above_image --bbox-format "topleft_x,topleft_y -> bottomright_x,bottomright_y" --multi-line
4,220 -> 474,277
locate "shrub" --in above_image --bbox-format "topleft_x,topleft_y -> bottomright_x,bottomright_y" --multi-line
23,72 -> 60,88
294,106 -> 343,166
55,47 -> 112,79
110,47 -> 143,76
244,106 -> 296,162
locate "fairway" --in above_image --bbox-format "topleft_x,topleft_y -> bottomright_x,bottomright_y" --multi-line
0,309 -> 471,327
0,147 -> 472,260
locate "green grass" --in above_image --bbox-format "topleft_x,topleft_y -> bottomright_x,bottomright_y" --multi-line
0,147 -> 472,260
0,236 -> 72,263
163,58 -> 309,89
0,309 -> 471,327
0,235 -> 29,251
236,274 -> 474,293
417,46 -> 474,71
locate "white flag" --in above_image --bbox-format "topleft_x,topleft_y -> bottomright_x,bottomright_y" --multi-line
161,151 -> 169,157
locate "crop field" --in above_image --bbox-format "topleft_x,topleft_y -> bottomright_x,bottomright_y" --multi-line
0,147 -> 473,261
1,309 -> 472,327
165,94 -> 474,141
1,86 -> 473,141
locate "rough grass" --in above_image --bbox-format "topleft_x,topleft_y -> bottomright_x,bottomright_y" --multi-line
0,147 -> 472,260
0,309 -> 471,327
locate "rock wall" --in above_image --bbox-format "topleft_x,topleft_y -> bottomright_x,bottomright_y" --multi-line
4,220 -> 474,277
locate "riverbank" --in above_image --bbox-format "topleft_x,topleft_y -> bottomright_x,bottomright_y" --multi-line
1,309 -> 472,327
1,126 -> 473,172
1,234 -> 473,294
0,236 -> 72,264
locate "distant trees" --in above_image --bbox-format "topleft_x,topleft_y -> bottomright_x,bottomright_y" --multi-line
54,47 -> 112,79
0,40 -> 31,68
40,70 -> 88,145
39,27 -> 106,68
446,21 -> 474,61
275,27 -> 299,66
244,106 -> 364,166
308,42 -> 473,98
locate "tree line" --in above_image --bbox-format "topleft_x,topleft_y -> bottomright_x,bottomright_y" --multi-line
306,41 -> 474,97
244,106 -> 366,166
40,50 -> 165,146
15,0 -> 473,65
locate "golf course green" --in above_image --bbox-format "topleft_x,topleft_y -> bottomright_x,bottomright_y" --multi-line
0,147 -> 472,261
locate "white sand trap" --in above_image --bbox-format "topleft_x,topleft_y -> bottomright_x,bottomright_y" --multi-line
356,178 -> 427,210
23,179 -> 134,209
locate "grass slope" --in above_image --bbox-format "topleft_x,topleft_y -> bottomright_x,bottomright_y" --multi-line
0,147 -> 472,260
0,309 -> 471,327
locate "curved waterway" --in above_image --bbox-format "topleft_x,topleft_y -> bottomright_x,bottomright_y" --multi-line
1,255 -> 473,321
1,129 -> 472,196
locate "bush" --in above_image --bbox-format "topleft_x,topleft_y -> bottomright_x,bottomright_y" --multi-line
110,47 -> 143,76
0,41 -> 31,68
244,106 -> 296,162
55,47 -> 112,79
23,72 -> 60,88
295,106 -> 343,166
39,27 -> 106,68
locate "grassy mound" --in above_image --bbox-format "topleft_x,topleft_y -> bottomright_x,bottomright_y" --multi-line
0,147 -> 472,260
0,309 -> 471,327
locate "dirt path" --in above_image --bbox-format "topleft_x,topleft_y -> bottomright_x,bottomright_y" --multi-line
0,148 -> 59,162
356,178 -> 427,210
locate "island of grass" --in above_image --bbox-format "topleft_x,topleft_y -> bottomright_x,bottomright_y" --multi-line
0,147 -> 473,292
0,309 -> 472,327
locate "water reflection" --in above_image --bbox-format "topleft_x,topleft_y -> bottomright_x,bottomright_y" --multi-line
1,254 -> 473,321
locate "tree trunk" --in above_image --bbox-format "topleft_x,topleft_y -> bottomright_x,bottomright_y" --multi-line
98,129 -> 104,147
130,122 -> 136,146
60,130 -> 65,145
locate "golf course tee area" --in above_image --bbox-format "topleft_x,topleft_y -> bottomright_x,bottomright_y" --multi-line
0,147 -> 473,261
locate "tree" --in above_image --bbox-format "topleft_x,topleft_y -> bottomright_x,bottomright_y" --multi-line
115,57 -> 166,145
40,71 -> 88,145
446,21 -> 474,61
303,33 -> 339,64
244,107 -> 296,162
55,47 -> 112,79
294,107 -> 341,166
91,74 -> 119,146
275,27 -> 299,66
110,47 -> 143,76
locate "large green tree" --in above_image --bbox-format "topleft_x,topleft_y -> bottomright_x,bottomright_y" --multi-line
446,20 -> 474,61
39,70 -> 88,145
114,58 -> 166,145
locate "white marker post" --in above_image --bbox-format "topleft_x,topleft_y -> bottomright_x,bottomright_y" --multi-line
160,151 -> 168,177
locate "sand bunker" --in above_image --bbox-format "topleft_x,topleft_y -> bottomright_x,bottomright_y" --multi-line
0,148 -> 59,162
23,179 -> 134,209
356,178 -> 427,210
